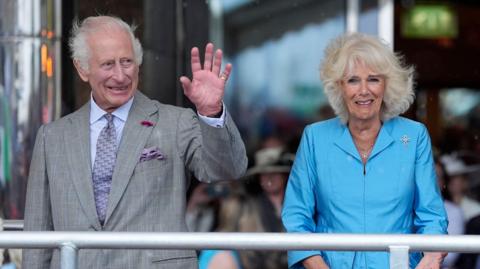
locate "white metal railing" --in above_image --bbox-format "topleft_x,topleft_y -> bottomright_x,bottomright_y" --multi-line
1,232 -> 480,269
2,219 -> 24,231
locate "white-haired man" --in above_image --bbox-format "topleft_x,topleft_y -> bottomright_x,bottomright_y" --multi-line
23,15 -> 247,269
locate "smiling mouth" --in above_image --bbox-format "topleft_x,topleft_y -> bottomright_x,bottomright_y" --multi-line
355,100 -> 373,105
107,86 -> 129,91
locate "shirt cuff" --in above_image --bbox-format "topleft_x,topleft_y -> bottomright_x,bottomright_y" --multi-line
197,103 -> 226,128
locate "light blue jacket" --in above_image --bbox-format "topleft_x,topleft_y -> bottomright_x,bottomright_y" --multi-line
282,117 -> 448,269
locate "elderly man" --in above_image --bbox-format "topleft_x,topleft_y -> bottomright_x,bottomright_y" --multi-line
22,15 -> 247,269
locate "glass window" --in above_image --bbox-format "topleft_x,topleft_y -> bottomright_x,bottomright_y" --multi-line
216,0 -> 346,149
431,88 -> 480,154
440,88 -> 480,126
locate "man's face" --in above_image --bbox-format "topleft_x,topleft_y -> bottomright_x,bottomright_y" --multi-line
75,28 -> 139,113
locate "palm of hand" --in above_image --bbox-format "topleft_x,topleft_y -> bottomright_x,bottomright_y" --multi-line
180,43 -> 231,116
188,70 -> 224,110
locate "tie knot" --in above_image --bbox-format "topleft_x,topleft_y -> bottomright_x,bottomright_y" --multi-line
104,113 -> 114,124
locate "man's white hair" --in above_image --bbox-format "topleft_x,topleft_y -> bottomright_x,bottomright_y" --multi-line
68,16 -> 143,71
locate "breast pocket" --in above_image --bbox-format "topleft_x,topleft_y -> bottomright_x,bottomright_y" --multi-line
136,158 -> 165,176
131,158 -> 173,198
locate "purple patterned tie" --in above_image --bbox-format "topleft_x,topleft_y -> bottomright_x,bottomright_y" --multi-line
92,113 -> 117,224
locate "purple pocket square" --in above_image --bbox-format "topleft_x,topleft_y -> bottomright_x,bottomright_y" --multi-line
140,147 -> 165,162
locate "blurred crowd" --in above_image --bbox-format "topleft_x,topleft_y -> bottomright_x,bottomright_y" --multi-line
187,135 -> 293,269
187,127 -> 480,269
435,151 -> 480,268
0,219 -> 21,268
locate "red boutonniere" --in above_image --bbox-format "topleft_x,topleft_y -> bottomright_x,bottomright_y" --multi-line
141,120 -> 154,127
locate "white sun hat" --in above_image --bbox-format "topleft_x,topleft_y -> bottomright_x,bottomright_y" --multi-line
441,153 -> 480,177
244,147 -> 295,178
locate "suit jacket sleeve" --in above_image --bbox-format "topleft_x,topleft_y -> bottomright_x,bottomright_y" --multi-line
177,108 -> 247,182
22,125 -> 54,269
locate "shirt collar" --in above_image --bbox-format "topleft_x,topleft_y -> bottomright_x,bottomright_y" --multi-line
89,94 -> 134,124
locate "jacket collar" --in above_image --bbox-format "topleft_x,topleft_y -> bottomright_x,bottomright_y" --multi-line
333,119 -> 394,162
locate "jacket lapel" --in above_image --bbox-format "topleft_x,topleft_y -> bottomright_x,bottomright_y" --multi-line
369,120 -> 394,159
333,120 -> 394,162
105,92 -> 158,223
334,123 -> 361,162
65,101 -> 102,229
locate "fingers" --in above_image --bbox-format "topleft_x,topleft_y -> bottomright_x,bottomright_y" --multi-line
219,63 -> 232,82
190,43 -> 232,82
179,76 -> 192,94
212,49 -> 223,75
203,43 -> 214,71
190,47 -> 201,73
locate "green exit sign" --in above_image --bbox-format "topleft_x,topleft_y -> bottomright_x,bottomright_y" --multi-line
402,5 -> 458,38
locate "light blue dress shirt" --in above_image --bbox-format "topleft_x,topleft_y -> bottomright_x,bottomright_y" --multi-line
89,95 -> 226,167
282,117 -> 448,269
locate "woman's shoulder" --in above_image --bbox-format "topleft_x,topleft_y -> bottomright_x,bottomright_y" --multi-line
306,117 -> 344,133
384,116 -> 426,133
301,117 -> 345,144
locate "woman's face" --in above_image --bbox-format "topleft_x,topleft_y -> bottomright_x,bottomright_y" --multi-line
340,63 -> 385,123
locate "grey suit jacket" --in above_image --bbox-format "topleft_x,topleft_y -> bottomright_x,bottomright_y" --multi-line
22,91 -> 248,269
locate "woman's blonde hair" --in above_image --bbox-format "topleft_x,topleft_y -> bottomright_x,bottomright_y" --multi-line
320,32 -> 415,123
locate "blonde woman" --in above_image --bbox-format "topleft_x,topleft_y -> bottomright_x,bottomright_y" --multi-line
282,33 -> 447,269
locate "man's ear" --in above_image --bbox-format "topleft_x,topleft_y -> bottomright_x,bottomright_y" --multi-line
73,60 -> 89,82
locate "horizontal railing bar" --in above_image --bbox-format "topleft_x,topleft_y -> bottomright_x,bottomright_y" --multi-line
0,232 -> 479,253
2,219 -> 24,231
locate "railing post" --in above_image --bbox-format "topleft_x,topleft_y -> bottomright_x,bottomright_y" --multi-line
389,245 -> 410,269
60,243 -> 78,269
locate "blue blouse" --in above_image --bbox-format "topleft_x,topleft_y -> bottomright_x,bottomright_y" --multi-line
282,117 -> 448,269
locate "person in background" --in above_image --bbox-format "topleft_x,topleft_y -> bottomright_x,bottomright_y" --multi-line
455,215 -> 480,269
441,154 -> 480,221
246,147 -> 293,227
198,187 -> 263,269
242,146 -> 294,269
186,180 -> 238,233
0,218 -> 22,269
186,182 -> 220,232
435,156 -> 465,268
260,134 -> 285,149
441,153 -> 480,269
1,190 -> 21,269
22,15 -> 247,269
282,33 -> 447,269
